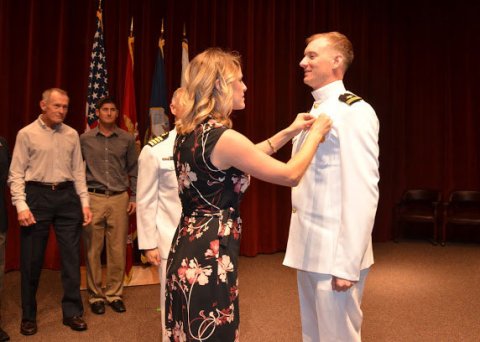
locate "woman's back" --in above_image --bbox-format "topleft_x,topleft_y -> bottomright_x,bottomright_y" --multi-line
166,118 -> 249,341
174,118 -> 249,216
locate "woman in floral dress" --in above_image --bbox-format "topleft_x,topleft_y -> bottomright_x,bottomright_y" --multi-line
165,48 -> 331,341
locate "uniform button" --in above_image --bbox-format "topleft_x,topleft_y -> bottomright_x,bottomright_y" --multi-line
313,103 -> 319,109
292,208 -> 297,213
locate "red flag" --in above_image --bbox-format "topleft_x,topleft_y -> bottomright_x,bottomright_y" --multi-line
120,25 -> 139,284
120,34 -> 140,147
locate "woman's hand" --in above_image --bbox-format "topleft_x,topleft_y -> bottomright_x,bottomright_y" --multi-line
288,113 -> 316,136
311,114 -> 332,142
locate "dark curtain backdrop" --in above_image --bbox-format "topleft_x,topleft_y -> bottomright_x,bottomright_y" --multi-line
1,0 -> 479,271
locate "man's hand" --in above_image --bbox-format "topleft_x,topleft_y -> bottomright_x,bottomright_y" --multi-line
144,248 -> 161,266
82,207 -> 93,226
311,113 -> 332,143
18,209 -> 36,226
332,276 -> 357,292
127,202 -> 136,215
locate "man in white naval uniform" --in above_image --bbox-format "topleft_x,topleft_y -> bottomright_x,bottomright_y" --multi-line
136,88 -> 185,341
284,32 -> 379,342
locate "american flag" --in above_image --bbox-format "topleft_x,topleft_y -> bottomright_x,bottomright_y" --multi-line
85,9 -> 109,130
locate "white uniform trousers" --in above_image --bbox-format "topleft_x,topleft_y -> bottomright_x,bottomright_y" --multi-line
297,268 -> 369,342
159,257 -> 169,342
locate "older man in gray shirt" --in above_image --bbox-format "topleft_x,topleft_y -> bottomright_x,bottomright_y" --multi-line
80,97 -> 137,316
8,88 -> 92,335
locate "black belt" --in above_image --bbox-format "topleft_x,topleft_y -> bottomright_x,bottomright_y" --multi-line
88,188 -> 124,196
26,181 -> 73,191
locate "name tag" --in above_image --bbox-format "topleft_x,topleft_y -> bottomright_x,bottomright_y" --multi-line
162,156 -> 173,161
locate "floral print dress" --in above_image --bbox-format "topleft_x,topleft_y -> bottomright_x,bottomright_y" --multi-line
165,119 -> 250,341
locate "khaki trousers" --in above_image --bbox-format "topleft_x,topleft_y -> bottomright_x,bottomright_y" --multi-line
83,192 -> 129,304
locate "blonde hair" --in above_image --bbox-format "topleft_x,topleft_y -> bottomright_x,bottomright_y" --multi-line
307,32 -> 354,71
176,48 -> 242,135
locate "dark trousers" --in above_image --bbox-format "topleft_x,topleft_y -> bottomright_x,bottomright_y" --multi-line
21,183 -> 84,321
0,231 -> 5,323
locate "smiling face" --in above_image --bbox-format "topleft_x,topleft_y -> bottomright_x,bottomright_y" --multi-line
40,90 -> 69,127
299,37 -> 343,90
231,71 -> 247,110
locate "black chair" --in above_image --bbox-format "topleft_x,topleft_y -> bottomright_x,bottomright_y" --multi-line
393,189 -> 442,245
441,190 -> 480,246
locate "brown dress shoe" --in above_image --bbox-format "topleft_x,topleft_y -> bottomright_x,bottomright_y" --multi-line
20,320 -> 37,336
109,299 -> 126,313
62,316 -> 87,331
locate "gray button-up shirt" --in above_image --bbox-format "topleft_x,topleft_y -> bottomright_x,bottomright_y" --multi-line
80,126 -> 138,201
8,115 -> 89,212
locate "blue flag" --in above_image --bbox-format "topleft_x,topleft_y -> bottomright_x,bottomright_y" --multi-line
146,34 -> 169,141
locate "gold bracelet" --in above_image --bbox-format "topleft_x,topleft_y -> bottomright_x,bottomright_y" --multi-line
267,138 -> 277,153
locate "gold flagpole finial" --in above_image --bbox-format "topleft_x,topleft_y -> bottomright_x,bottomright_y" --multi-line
158,19 -> 165,51
130,17 -> 134,37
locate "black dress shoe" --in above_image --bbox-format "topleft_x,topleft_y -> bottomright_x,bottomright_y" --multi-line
0,327 -> 9,341
109,299 -> 126,313
62,316 -> 87,331
91,301 -> 105,315
20,320 -> 37,336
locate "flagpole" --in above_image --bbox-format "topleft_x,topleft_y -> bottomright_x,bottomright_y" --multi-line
181,22 -> 189,88
122,15 -> 139,283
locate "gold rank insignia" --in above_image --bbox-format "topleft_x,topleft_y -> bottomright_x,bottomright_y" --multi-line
338,93 -> 363,105
147,131 -> 169,147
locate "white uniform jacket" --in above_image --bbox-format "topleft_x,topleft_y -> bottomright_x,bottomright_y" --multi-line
136,130 -> 182,259
284,80 -> 379,281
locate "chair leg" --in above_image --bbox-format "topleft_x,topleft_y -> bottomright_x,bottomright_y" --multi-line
441,222 -> 446,246
430,222 -> 438,246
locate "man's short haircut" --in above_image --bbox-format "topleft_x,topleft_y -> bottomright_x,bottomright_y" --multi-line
95,97 -> 117,110
172,87 -> 186,100
42,88 -> 68,102
306,32 -> 354,71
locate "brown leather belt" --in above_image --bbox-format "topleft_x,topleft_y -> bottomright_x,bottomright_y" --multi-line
26,181 -> 73,191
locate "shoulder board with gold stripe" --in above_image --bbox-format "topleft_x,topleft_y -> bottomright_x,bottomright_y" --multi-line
338,93 -> 363,106
147,132 -> 169,147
